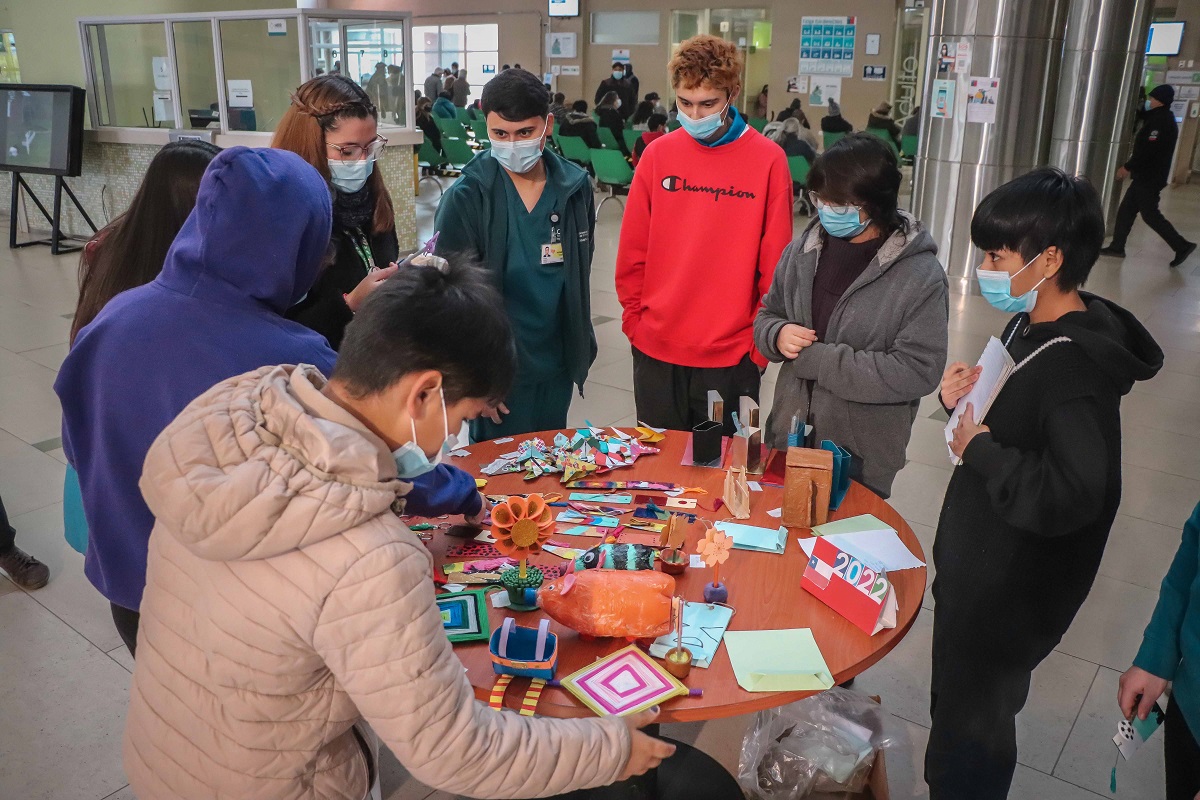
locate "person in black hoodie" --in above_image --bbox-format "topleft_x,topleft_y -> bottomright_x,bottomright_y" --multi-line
1100,84 -> 1196,267
273,75 -> 400,350
926,169 -> 1163,800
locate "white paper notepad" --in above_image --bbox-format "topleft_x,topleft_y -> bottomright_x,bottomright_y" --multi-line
945,336 -> 1014,466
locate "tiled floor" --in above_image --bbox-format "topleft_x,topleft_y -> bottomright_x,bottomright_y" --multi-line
3,178 -> 1199,800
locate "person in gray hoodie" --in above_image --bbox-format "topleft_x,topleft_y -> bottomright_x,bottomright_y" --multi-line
754,133 -> 948,497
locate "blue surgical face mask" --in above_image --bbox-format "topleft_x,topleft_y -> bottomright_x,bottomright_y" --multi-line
976,251 -> 1048,313
490,124 -> 546,174
392,388 -> 453,479
328,158 -> 373,193
613,70 -> 625,80
815,199 -> 870,239
678,101 -> 729,140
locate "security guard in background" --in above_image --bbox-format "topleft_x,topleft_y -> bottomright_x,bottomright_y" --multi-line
1100,84 -> 1197,268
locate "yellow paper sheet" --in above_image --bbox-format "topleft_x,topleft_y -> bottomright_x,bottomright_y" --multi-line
724,629 -> 834,692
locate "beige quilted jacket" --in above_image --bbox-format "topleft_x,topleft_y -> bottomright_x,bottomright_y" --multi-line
124,365 -> 630,799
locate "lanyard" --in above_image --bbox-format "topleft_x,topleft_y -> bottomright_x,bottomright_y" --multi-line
351,228 -> 377,273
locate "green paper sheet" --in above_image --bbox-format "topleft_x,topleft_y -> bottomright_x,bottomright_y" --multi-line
724,629 -> 835,692
811,514 -> 894,538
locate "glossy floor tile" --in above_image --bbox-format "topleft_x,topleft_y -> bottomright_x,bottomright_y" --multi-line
3,179 -> 1198,800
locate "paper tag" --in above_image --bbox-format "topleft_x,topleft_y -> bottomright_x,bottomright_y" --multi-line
767,507 -> 782,518
690,554 -> 705,568
449,449 -> 470,457
442,583 -> 466,593
494,437 -> 515,444
748,481 -> 762,492
490,591 -> 512,609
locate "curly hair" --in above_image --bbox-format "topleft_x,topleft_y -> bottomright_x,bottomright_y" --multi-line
668,35 -> 744,94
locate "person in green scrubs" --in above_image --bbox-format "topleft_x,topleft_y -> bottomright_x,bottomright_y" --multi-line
435,69 -> 597,441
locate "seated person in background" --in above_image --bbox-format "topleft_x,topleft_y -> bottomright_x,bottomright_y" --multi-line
415,97 -> 443,153
775,117 -> 817,163
632,113 -> 668,167
777,98 -> 802,122
596,90 -> 632,157
549,91 -> 569,120
123,260 -> 674,799
560,99 -> 604,150
902,105 -> 921,139
821,98 -> 854,135
647,92 -> 667,117
867,101 -> 902,146
432,90 -> 457,119
630,100 -> 655,131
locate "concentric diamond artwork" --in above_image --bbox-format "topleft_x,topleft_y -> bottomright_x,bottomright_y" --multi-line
561,644 -> 688,716
434,590 -> 491,643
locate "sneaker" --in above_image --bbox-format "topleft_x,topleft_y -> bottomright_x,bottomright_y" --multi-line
1098,245 -> 1126,257
1170,242 -> 1197,268
0,546 -> 49,590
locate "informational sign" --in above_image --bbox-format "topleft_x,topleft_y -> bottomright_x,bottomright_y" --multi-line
152,57 -> 171,92
560,64 -> 581,76
862,65 -> 887,81
546,32 -> 576,59
799,16 -> 856,77
267,19 -> 288,36
1180,85 -> 1200,100
550,64 -> 561,75
226,79 -> 253,109
152,90 -> 173,123
936,42 -> 954,75
786,75 -> 809,94
612,48 -> 631,64
1166,69 -> 1200,84
931,78 -> 956,119
955,41 -> 971,73
966,76 -> 1000,124
808,76 -> 842,108
1171,99 -> 1189,122
865,33 -> 881,56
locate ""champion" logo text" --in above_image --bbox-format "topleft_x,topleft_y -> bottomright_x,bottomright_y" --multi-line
660,175 -> 756,202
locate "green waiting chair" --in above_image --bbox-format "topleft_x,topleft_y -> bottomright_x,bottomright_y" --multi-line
469,118 -> 490,148
417,137 -> 447,199
623,129 -> 642,154
435,116 -> 466,141
747,117 -> 768,132
865,127 -> 899,157
556,135 -> 593,168
787,155 -> 812,215
456,107 -> 471,124
901,133 -> 919,163
822,130 -> 846,151
597,126 -> 623,152
441,136 -> 478,172
591,148 -> 635,215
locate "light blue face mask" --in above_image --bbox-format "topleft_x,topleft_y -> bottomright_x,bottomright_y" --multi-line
815,199 -> 871,239
328,158 -> 374,193
678,101 -> 729,140
392,388 -> 455,479
612,70 -> 625,80
490,124 -> 547,174
976,251 -> 1047,313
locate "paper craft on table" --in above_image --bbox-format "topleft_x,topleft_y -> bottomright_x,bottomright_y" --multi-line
569,493 -> 633,504
767,507 -> 782,519
689,554 -> 705,568
543,544 -> 585,560
556,511 -> 621,528
945,336 -> 1014,466
801,535 -> 898,635
649,601 -> 734,668
449,449 -> 470,457
724,629 -> 834,692
798,529 -> 925,572
560,644 -> 689,716
441,583 -> 466,593
714,521 -> 788,554
624,519 -> 666,532
665,497 -> 697,509
560,525 -> 608,537
616,529 -> 665,547
811,514 -> 894,538
634,422 -> 666,443
493,437 -> 515,444
748,481 -> 763,492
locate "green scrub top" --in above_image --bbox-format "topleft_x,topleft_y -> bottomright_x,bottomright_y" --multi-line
500,167 -> 567,383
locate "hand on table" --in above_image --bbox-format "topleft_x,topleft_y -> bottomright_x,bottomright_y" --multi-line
776,324 -> 817,359
464,493 -> 490,528
949,403 -> 989,458
483,402 -> 510,425
1117,665 -> 1168,721
940,361 -> 982,409
345,264 -> 399,312
619,707 -> 677,779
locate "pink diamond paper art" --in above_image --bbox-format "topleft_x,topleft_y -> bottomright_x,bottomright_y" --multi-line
562,644 -> 688,717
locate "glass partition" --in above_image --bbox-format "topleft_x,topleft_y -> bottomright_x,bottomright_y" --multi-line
344,19 -> 407,127
83,22 -> 170,128
218,18 -> 301,132
173,21 -> 219,130
0,31 -> 20,83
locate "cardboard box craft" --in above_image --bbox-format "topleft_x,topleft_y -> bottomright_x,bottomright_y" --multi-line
781,446 -> 833,528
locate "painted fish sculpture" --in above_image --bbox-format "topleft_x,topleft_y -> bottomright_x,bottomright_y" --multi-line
571,543 -> 657,572
537,569 -> 675,639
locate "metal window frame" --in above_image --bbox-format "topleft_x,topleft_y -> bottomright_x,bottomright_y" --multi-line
77,8 -> 415,137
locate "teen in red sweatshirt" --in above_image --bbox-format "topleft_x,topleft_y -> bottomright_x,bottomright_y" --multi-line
616,34 -> 793,434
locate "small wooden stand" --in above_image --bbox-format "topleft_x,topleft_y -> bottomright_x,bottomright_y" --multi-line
781,446 -> 834,528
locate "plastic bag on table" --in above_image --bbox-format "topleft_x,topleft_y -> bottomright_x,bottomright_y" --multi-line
738,688 -> 898,799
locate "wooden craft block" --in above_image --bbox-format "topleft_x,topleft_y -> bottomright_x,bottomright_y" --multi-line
781,446 -> 833,528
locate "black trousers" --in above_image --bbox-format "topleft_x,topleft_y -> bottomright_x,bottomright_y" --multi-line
631,348 -> 760,437
539,736 -> 741,800
111,603 -> 140,657
1166,697 -> 1200,800
1111,182 -> 1189,252
0,494 -> 14,554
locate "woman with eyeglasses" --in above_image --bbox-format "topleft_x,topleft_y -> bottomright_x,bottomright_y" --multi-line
754,133 -> 948,498
274,75 -> 400,350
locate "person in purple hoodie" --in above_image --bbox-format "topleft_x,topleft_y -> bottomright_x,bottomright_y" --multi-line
56,147 -> 483,657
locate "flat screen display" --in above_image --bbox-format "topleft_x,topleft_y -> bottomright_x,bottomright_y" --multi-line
0,85 -> 85,176
1146,22 -> 1185,56
549,0 -> 579,18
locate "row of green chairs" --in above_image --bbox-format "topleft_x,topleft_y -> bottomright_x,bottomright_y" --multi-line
591,149 -> 634,216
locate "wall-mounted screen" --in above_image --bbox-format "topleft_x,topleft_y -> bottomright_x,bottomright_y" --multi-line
0,85 -> 86,176
1146,22 -> 1185,56
549,0 -> 579,18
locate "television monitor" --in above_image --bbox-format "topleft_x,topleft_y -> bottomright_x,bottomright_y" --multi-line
0,85 -> 85,177
549,0 -> 579,18
1146,22 -> 1185,56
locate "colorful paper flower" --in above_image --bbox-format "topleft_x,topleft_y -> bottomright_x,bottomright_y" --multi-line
492,494 -> 555,559
696,527 -> 733,567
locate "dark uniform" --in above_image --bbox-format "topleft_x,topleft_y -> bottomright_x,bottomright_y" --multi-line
1103,86 -> 1196,266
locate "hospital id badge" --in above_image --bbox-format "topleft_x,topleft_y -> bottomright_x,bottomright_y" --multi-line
540,243 -> 564,265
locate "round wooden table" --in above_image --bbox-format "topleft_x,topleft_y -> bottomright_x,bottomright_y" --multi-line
429,429 -> 926,724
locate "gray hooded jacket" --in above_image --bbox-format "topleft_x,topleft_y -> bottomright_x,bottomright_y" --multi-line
754,212 -> 948,496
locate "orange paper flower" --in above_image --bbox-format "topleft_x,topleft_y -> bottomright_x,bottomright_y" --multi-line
696,527 -> 733,567
492,494 -> 555,559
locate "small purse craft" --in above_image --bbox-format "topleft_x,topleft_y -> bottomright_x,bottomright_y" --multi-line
488,618 -> 558,716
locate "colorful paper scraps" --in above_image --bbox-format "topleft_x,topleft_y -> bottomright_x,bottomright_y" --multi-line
560,525 -> 608,538
561,644 -> 688,716
634,503 -> 670,521
567,501 -> 629,516
624,519 -> 666,532
477,428 -> 660,483
616,529 -> 665,547
635,422 -> 667,443
543,544 -> 585,560
556,511 -> 621,528
569,493 -> 633,504
568,480 -> 707,495
447,541 -> 503,559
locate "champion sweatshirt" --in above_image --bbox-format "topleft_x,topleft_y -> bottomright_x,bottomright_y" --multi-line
615,118 -> 794,369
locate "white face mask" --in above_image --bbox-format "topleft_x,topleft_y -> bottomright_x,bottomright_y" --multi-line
328,158 -> 373,193
490,124 -> 547,174
391,388 -> 454,479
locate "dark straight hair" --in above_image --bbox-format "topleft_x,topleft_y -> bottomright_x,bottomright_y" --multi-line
72,139 -> 221,343
807,132 -> 906,236
481,69 -> 550,121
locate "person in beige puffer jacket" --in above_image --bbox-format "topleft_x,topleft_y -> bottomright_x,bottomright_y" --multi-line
124,262 -> 675,799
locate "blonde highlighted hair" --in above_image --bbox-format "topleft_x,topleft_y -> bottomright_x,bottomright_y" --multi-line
667,35 -> 743,95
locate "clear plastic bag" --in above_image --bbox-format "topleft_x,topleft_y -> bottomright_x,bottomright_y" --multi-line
738,688 -> 898,799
